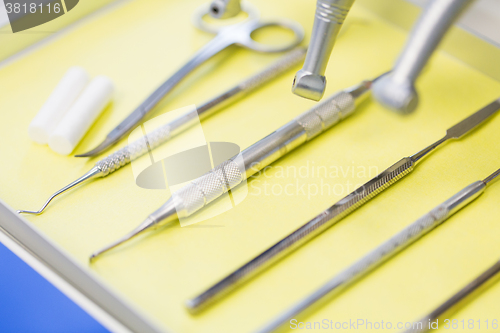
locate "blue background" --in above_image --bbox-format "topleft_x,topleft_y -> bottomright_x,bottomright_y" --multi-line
0,241 -> 109,333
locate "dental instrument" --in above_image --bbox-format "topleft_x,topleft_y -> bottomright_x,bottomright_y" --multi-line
407,253 -> 500,333
17,47 -> 307,215
292,0 -> 356,101
294,0 -> 475,110
186,98 -> 500,312
89,73 -> 382,261
76,4 -> 304,157
256,167 -> 500,333
372,0 -> 475,113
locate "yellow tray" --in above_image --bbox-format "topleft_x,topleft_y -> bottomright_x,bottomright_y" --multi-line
1,0 -> 500,332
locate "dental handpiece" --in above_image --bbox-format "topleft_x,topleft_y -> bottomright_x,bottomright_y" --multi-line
89,75 -> 380,261
372,0 -> 475,114
17,48 -> 307,215
292,0 -> 356,101
186,98 -> 500,313
257,168 -> 500,333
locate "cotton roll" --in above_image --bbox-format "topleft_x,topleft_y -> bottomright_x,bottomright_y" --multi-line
28,67 -> 90,144
49,76 -> 114,155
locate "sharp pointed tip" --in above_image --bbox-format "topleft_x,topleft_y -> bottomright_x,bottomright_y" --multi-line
17,209 -> 41,215
89,219 -> 155,259
91,240 -> 125,260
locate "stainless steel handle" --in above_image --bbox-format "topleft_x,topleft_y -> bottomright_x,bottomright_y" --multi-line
95,48 -> 308,177
256,181 -> 486,333
175,90 -> 358,220
173,160 -> 245,218
186,156 -> 413,312
95,123 -> 172,176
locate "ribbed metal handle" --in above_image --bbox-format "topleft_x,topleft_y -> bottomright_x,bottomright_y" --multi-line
186,157 -> 414,312
95,123 -> 171,176
172,159 -> 244,217
294,90 -> 355,139
316,0 -> 353,23
256,205 -> 451,333
328,204 -> 451,294
94,48 -> 308,177
174,89 -> 358,220
257,181 -> 487,333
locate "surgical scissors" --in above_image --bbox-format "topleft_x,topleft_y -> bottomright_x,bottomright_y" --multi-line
77,3 -> 304,157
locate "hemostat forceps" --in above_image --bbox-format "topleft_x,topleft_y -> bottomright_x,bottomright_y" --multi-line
77,3 -> 304,157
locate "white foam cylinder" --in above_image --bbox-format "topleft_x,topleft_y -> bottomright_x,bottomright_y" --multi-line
28,67 -> 90,144
49,76 -> 114,155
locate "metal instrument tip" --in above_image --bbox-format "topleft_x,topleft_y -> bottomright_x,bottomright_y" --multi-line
75,137 -> 117,157
17,167 -> 101,216
483,168 -> 500,186
89,217 -> 156,262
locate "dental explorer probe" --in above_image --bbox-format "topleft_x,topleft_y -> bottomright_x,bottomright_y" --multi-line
89,73 -> 383,261
186,98 -> 500,312
17,48 -> 307,215
257,168 -> 500,333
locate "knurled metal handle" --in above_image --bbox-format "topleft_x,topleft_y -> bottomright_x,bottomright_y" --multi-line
95,123 -> 171,176
173,159 -> 244,217
329,205 -> 450,292
186,157 -> 414,311
294,90 -> 355,140
259,205 -> 451,333
260,181 -> 488,333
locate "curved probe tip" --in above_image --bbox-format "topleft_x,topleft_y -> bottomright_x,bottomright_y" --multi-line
75,137 -> 116,157
17,196 -> 57,215
17,167 -> 101,216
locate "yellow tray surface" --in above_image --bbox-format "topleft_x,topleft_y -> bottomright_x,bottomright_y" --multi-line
1,0 -> 500,332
